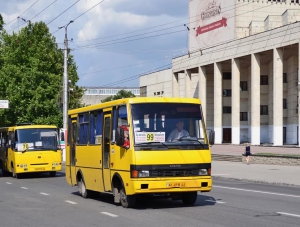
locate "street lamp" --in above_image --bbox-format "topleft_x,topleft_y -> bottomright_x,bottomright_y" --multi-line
59,20 -> 73,131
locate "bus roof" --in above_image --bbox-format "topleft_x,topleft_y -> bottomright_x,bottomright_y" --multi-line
0,125 -> 58,130
68,97 -> 201,115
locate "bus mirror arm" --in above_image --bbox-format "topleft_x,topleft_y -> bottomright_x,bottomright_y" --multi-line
115,127 -> 124,147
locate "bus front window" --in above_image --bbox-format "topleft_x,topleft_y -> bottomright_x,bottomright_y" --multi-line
15,129 -> 59,152
131,103 -> 208,149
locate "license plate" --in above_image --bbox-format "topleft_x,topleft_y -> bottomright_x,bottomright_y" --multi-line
166,182 -> 186,187
35,168 -> 45,171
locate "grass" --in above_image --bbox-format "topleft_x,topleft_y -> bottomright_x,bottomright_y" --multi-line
254,153 -> 300,158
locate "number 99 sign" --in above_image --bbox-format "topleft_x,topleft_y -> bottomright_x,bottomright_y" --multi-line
146,133 -> 154,141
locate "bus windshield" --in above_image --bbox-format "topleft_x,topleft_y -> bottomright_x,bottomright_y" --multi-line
131,103 -> 208,149
15,128 -> 59,152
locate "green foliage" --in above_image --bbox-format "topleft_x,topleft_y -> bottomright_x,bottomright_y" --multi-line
0,20 -> 84,127
101,89 -> 136,103
0,14 -> 3,31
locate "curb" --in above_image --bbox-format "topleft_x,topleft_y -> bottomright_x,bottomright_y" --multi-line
212,176 -> 300,188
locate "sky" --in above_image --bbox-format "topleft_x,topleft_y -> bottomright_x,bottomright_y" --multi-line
0,0 -> 189,88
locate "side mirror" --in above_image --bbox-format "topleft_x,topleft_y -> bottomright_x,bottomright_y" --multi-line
116,127 -> 124,147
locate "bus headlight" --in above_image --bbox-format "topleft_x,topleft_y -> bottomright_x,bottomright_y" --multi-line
52,163 -> 59,167
131,170 -> 150,178
198,169 -> 208,175
19,164 -> 28,168
138,170 -> 150,178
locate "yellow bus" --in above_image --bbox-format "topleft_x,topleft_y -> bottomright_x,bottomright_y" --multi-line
66,97 -> 213,208
0,124 -> 62,178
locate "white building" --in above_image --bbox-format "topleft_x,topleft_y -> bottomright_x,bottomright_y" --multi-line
81,87 -> 140,106
140,0 -> 300,146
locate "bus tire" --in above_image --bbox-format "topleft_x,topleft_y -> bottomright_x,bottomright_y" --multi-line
0,162 -> 9,176
49,171 -> 56,177
78,178 -> 91,199
11,165 -> 19,179
181,192 -> 198,205
120,187 -> 136,208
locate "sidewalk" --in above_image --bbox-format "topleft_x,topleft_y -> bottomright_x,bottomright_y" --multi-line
212,160 -> 300,186
211,144 -> 300,156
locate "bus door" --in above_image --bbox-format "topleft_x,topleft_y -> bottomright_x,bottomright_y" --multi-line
69,119 -> 77,185
102,113 -> 112,192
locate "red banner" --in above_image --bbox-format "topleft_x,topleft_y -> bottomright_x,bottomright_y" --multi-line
196,17 -> 227,36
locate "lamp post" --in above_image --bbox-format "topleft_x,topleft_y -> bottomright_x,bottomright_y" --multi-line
59,20 -> 73,131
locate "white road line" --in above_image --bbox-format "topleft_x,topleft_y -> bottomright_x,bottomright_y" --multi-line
20,187 -> 28,189
205,200 -> 226,204
277,212 -> 300,218
65,200 -> 77,205
214,186 -> 300,198
40,192 -> 49,196
5,182 -> 12,184
101,212 -> 118,217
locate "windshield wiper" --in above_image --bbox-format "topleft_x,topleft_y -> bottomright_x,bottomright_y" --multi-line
178,136 -> 205,148
135,142 -> 168,147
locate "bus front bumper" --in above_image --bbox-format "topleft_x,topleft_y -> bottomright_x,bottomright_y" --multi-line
129,177 -> 212,194
15,164 -> 62,173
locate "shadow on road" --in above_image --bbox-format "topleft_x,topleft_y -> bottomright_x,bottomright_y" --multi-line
0,171 -> 66,179
71,191 -> 217,209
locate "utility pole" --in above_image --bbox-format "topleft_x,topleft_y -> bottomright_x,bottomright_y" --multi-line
59,20 -> 73,131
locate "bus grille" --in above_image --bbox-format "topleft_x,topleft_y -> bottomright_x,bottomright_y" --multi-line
150,170 -> 199,177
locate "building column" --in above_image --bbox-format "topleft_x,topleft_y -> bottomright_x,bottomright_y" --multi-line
172,72 -> 179,97
273,48 -> 283,146
199,66 -> 207,122
185,70 -> 192,97
214,62 -> 222,144
298,44 -> 300,147
251,53 -> 260,145
232,58 -> 240,144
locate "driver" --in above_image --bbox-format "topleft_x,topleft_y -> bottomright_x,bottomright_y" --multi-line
167,120 -> 189,142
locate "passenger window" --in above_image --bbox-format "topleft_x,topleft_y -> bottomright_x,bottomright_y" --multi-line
77,113 -> 89,145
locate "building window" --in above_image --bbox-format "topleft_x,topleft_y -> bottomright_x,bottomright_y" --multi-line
223,72 -> 231,80
260,105 -> 268,115
240,112 -> 248,121
240,81 -> 248,91
283,99 -> 287,109
223,89 -> 231,97
283,73 -> 287,83
223,106 -> 231,114
140,86 -> 147,97
260,75 -> 268,85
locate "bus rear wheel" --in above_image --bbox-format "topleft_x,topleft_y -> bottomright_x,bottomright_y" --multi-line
78,178 -> 91,199
0,162 -> 9,176
120,187 -> 136,208
181,192 -> 198,205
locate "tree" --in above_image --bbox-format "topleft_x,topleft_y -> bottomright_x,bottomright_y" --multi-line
101,89 -> 136,103
0,20 -> 84,127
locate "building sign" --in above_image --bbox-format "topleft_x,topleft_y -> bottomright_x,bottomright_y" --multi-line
0,100 -> 9,109
189,0 -> 235,51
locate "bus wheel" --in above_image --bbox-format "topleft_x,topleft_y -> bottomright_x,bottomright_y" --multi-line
49,171 -> 56,177
78,178 -> 91,199
120,187 -> 136,208
181,192 -> 198,205
0,163 -> 8,176
11,165 -> 18,179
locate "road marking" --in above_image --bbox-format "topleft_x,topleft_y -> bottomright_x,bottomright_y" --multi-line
214,186 -> 300,198
20,187 -> 28,189
277,212 -> 300,218
40,192 -> 49,196
65,200 -> 77,205
205,200 -> 226,204
101,212 -> 118,217
5,182 -> 12,185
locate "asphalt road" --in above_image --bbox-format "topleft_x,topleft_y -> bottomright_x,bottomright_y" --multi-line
0,171 -> 300,227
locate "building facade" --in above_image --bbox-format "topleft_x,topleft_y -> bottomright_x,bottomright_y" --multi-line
140,0 -> 300,146
81,87 -> 140,106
